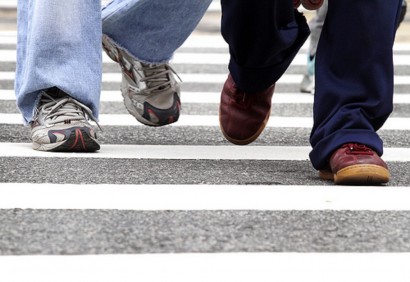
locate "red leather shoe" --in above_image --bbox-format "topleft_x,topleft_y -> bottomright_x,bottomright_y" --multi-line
319,143 -> 390,185
219,74 -> 275,145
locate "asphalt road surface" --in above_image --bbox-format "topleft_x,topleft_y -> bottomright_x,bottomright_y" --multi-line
1,2 -> 410,281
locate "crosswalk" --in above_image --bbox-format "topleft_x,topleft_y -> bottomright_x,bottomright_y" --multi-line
1,11 -> 410,281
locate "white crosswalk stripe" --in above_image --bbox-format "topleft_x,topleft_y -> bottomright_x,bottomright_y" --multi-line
3,113 -> 410,129
1,143 -> 410,161
1,253 -> 409,282
2,183 -> 410,210
1,6 -> 410,282
3,48 -> 410,66
3,70 -> 410,85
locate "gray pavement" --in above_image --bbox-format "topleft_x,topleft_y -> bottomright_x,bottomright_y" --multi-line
1,210 -> 410,255
1,158 -> 410,186
1,3 -> 410,260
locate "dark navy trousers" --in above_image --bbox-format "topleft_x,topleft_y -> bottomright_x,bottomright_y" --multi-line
221,0 -> 402,170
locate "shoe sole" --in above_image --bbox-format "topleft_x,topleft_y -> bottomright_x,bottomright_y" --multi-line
219,109 -> 271,145
121,91 -> 161,127
319,164 -> 390,185
32,127 -> 100,152
121,90 -> 180,127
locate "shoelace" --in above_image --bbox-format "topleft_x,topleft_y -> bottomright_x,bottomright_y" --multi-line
106,37 -> 181,95
34,93 -> 102,130
343,143 -> 374,155
138,63 -> 181,93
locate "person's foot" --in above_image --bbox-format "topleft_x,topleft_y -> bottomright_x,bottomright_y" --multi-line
219,74 -> 275,145
300,55 -> 315,93
30,88 -> 100,152
319,143 -> 390,185
300,74 -> 314,93
102,35 -> 181,127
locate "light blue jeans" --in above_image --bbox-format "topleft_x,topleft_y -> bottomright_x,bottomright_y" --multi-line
15,0 -> 212,124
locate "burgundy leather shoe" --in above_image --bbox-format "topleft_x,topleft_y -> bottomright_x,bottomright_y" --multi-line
219,74 -> 275,145
319,143 -> 390,185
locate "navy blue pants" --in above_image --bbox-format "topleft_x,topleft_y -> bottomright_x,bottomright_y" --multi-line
221,0 -> 402,170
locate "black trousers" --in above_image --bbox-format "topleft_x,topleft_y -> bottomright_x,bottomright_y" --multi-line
221,0 -> 310,93
221,0 -> 402,169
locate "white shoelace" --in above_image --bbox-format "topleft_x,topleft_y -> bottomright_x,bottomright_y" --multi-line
138,63 -> 181,93
34,93 -> 102,130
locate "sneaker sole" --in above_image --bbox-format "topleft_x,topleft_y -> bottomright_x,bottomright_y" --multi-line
32,127 -> 100,152
121,91 -> 180,127
319,164 -> 390,185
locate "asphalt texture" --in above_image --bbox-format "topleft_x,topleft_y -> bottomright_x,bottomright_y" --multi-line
1,4 -> 410,258
1,210 -> 410,255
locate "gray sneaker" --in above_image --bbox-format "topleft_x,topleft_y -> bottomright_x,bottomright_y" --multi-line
300,55 -> 315,94
300,74 -> 314,93
102,34 -> 181,127
30,88 -> 100,152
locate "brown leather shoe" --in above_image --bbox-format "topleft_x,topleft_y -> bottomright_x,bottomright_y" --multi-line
219,74 -> 275,145
319,143 -> 390,185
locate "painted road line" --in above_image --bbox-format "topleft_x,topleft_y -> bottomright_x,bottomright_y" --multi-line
0,143 -> 409,162
2,71 -> 410,85
0,90 -> 315,103
0,253 -> 409,282
2,33 -> 410,51
2,50 -> 410,66
1,183 -> 410,210
3,113 -> 315,127
2,113 -> 410,130
3,90 -> 410,104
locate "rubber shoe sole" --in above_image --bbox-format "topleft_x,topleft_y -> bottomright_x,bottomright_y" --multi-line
319,164 -> 390,185
32,127 -> 100,152
219,109 -> 271,145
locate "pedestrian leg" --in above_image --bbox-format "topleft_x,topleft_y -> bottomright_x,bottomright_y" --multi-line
15,0 -> 102,124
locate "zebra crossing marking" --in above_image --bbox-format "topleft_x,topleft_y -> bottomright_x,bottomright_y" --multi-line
1,11 -> 410,275
2,49 -> 410,66
1,183 -> 410,210
3,90 -> 410,103
1,143 -> 410,162
0,253 -> 409,282
2,113 -> 410,130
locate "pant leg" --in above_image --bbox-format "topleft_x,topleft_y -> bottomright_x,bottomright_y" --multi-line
309,0 -> 402,170
221,0 -> 310,93
101,0 -> 212,64
15,0 -> 102,125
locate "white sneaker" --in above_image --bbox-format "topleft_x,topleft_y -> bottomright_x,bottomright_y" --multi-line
102,35 -> 181,126
30,88 -> 100,152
